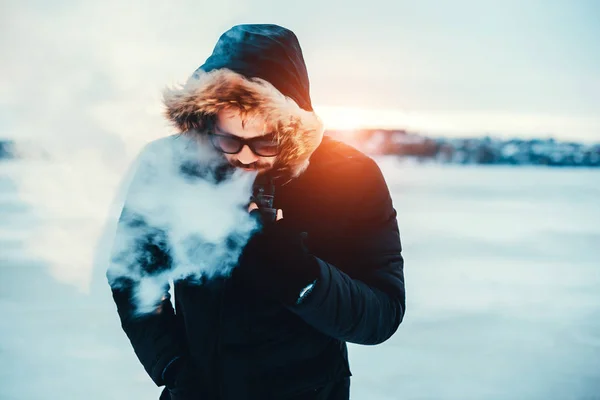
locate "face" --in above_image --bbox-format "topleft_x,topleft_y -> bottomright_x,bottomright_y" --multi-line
213,108 -> 278,173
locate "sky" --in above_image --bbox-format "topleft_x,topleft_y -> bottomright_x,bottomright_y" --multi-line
1,0 -> 599,143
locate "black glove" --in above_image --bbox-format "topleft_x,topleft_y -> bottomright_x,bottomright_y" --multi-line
235,212 -> 320,306
161,357 -> 202,400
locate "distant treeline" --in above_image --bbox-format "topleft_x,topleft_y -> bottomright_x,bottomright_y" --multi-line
3,132 -> 600,168
326,129 -> 600,167
0,140 -> 13,160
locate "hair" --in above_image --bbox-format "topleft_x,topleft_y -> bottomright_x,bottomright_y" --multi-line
182,107 -> 283,149
163,69 -> 324,178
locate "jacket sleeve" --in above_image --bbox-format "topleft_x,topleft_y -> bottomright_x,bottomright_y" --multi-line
106,144 -> 186,387
110,271 -> 186,386
289,157 -> 405,345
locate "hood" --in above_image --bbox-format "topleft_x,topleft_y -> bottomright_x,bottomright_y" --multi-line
162,24 -> 324,178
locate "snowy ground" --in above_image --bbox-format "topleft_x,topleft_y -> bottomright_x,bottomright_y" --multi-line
1,160 -> 599,399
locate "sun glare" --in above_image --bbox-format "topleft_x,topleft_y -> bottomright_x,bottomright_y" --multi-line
314,106 -> 600,142
317,106 -> 372,131
316,105 -> 415,132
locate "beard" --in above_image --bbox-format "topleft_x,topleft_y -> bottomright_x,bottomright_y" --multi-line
230,159 -> 272,171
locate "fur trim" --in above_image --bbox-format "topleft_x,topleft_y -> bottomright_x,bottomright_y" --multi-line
162,69 -> 324,178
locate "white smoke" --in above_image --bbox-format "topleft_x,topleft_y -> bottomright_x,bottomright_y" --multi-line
8,133 -> 259,314
7,136 -> 133,290
1,0 -> 260,310
105,134 -> 259,313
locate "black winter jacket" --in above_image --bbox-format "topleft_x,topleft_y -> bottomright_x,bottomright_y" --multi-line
109,136 -> 405,399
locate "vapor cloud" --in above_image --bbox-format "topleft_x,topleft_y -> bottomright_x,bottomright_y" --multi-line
105,135 -> 259,313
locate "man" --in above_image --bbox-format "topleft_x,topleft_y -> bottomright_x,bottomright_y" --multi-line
108,24 -> 405,400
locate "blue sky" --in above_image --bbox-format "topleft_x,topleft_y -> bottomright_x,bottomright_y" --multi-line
1,0 -> 599,142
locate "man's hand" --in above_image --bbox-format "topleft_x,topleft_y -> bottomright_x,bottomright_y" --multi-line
247,202 -> 283,221
235,204 -> 319,305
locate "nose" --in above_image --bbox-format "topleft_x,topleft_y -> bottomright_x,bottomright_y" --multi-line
237,145 -> 259,164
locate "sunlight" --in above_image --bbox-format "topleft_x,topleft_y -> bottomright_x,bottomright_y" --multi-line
314,105 -> 600,142
315,105 -> 429,131
316,106 -> 375,131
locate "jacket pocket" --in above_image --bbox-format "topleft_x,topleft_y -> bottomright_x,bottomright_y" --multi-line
263,339 -> 351,399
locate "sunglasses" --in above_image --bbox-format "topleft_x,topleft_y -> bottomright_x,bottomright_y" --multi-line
208,127 -> 279,157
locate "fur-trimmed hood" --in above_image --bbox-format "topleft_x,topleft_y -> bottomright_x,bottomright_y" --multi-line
162,24 -> 324,178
